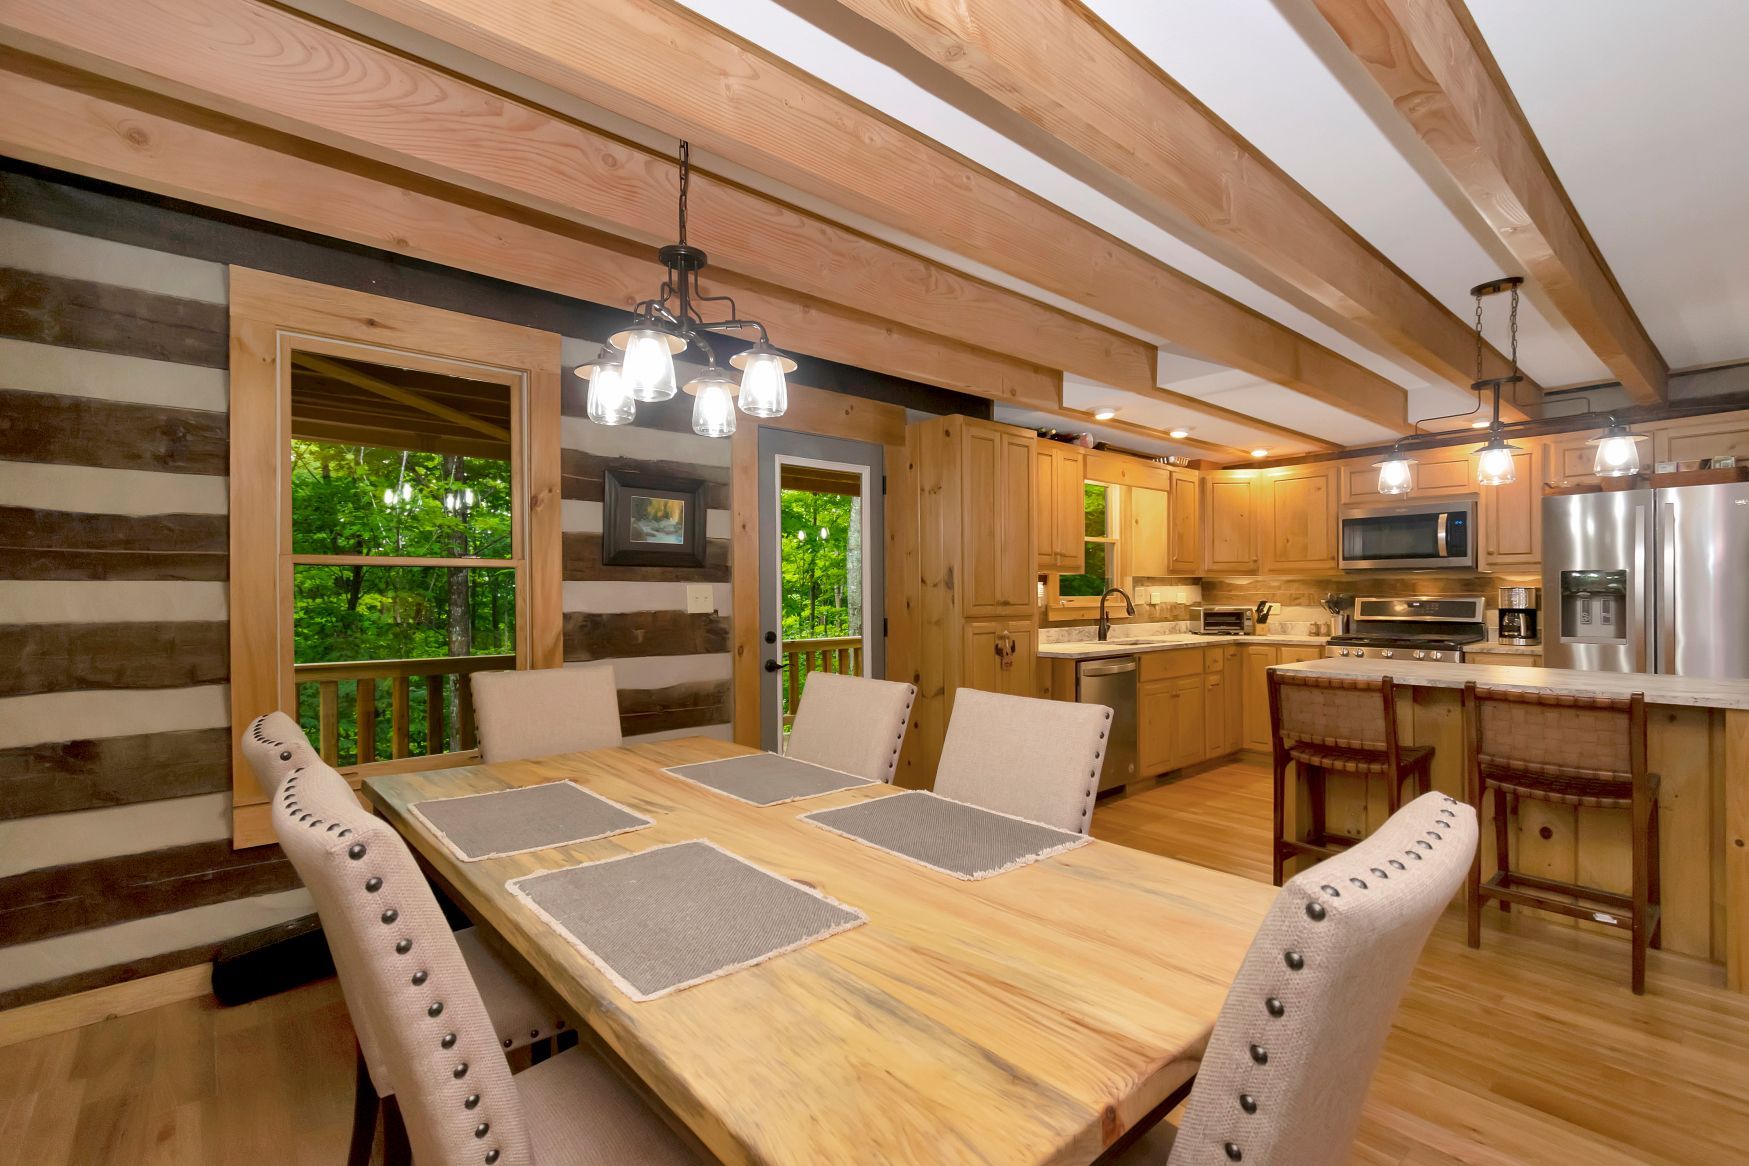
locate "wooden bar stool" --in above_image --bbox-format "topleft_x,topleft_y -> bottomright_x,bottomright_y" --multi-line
1462,682 -> 1662,994
1267,671 -> 1434,886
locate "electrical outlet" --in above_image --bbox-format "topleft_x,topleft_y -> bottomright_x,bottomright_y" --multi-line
686,584 -> 715,614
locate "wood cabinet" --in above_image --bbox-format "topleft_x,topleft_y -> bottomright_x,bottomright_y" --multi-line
1167,468 -> 1201,575
1261,464 -> 1337,574
1655,411 -> 1749,467
1342,445 -> 1475,501
1239,643 -> 1323,751
1204,473 -> 1259,574
1034,442 -> 1085,574
1466,650 -> 1543,667
963,420 -> 1036,614
1128,485 -> 1171,578
1137,646 -> 1233,776
961,620 -> 1036,698
1203,671 -> 1227,764
1481,443 -> 1542,569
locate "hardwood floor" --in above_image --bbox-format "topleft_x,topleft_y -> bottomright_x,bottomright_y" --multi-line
3,757 -> 1746,1163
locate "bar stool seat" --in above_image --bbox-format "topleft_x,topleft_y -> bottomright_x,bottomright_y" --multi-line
1286,740 -> 1434,775
1479,763 -> 1656,809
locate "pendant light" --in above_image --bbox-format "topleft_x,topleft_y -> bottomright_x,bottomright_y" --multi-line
1589,417 -> 1649,477
1466,276 -> 1527,489
1373,444 -> 1417,495
579,344 -> 635,426
1474,434 -> 1521,486
588,141 -> 790,434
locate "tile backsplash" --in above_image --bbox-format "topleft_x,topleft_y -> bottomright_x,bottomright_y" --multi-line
1200,571 -> 1541,640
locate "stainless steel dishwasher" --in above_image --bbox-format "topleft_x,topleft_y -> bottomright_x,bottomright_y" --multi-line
1076,657 -> 1137,792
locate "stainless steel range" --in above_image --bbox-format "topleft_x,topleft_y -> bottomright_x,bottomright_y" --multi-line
1323,594 -> 1489,662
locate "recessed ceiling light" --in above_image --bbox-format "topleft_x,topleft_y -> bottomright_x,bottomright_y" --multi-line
1092,407 -> 1118,421
1250,448 -> 1269,458
1168,428 -> 1190,439
1470,420 -> 1490,429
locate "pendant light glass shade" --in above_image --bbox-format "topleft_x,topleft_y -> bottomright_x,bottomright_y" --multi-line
1475,436 -> 1521,486
1373,448 -> 1417,496
612,326 -> 683,402
685,367 -> 738,438
1588,421 -> 1648,478
730,341 -> 796,419
579,346 -> 635,426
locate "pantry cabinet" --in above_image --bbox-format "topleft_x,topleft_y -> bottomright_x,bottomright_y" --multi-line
1034,442 -> 1085,574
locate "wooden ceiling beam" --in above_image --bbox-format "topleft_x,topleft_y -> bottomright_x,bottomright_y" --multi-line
821,0 -> 1538,410
1311,0 -> 1668,404
330,0 -> 1411,434
0,53 -> 1059,409
0,0 -> 1145,397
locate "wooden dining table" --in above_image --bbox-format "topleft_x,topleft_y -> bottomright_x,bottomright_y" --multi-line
363,737 -> 1276,1166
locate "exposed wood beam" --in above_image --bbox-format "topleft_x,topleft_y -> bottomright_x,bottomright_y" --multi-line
1055,408 -> 1253,460
0,52 -> 1059,408
0,0 -> 1152,398
821,0 -> 1537,410
291,352 -> 511,442
1310,0 -> 1668,404
335,0 -> 1411,433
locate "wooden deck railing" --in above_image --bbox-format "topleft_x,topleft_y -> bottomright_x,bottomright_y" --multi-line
294,653 -> 515,766
781,635 -> 864,726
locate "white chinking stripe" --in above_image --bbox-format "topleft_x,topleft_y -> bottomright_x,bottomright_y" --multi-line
562,581 -> 731,614
565,653 -> 731,689
563,498 -> 730,539
0,581 -> 228,624
0,792 -> 231,880
0,218 -> 227,304
0,462 -> 227,515
0,887 -> 314,997
0,684 -> 228,751
559,416 -> 732,466
0,338 -> 229,413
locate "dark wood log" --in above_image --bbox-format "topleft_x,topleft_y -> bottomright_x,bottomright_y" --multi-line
0,266 -> 227,368
616,679 -> 731,737
562,532 -> 730,582
0,620 -> 228,697
0,507 -> 228,580
0,727 -> 232,819
0,389 -> 227,474
0,838 -> 300,947
563,610 -> 729,662
560,448 -> 731,507
0,938 -> 217,1011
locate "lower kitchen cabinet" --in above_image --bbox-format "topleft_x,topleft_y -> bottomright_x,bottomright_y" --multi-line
1240,643 -> 1322,751
961,620 -> 1037,698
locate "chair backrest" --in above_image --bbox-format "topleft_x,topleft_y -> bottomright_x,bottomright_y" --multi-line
1465,682 -> 1641,783
471,665 -> 621,763
1168,791 -> 1476,1166
1269,670 -> 1393,752
784,672 -> 917,782
245,712 -> 532,1166
932,688 -> 1112,833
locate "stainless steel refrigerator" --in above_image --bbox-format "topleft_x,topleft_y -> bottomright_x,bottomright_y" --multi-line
1542,482 -> 1749,678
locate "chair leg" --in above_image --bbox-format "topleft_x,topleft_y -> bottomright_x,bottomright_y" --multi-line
1632,790 -> 1654,995
382,1096 -> 412,1166
1648,801 -> 1663,950
1493,787 -> 1512,912
530,1037 -> 554,1064
347,1047 -> 379,1166
1307,766 -> 1327,848
1271,754 -> 1288,887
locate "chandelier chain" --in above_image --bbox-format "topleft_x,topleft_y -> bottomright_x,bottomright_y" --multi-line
677,140 -> 690,246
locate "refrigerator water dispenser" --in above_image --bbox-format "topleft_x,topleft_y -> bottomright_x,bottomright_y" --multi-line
1558,570 -> 1628,643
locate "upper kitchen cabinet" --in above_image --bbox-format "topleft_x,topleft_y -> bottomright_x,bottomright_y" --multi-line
1204,472 -> 1260,575
1167,468 -> 1201,575
961,418 -> 1037,614
1129,484 -> 1171,578
1034,441 -> 1086,574
1342,445 -> 1474,501
1261,464 -> 1338,574
1481,441 -> 1543,569
1656,409 -> 1749,467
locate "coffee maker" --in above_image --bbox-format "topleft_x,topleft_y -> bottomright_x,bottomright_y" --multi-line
1497,586 -> 1540,646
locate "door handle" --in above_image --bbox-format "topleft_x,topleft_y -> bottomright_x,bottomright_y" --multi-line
1659,501 -> 1676,674
764,660 -> 779,673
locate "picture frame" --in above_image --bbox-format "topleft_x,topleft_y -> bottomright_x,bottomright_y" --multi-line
601,467 -> 709,567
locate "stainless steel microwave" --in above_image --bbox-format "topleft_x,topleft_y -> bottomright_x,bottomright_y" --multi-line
1339,500 -> 1476,570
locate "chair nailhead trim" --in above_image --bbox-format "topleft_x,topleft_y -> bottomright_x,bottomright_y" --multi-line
381,909 -> 398,925
464,1093 -> 480,1109
1283,951 -> 1304,971
1265,997 -> 1285,1018
278,750 -> 292,761
1371,867 -> 1388,879
453,1062 -> 469,1079
365,877 -> 383,893
428,1002 -> 444,1018
1224,1143 -> 1243,1162
474,1123 -> 490,1139
441,1033 -> 457,1049
530,1028 -> 539,1038
1389,859 -> 1405,870
1248,1044 -> 1268,1064
412,970 -> 428,986
1305,902 -> 1326,922
1238,1093 -> 1257,1114
349,843 -> 366,861
1416,839 -> 1433,849
503,1038 -> 513,1048
1349,877 -> 1368,890
485,1151 -> 500,1165
396,939 -> 413,955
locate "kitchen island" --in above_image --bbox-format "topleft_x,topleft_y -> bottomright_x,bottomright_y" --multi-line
1273,657 -> 1749,992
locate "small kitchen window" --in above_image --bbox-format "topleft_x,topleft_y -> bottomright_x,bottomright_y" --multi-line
1048,481 -> 1119,609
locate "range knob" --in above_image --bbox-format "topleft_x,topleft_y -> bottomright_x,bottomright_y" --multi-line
1431,651 -> 1445,661
1338,647 -> 1350,657
1381,649 -> 1394,659
1353,648 -> 1366,658
1413,650 -> 1427,660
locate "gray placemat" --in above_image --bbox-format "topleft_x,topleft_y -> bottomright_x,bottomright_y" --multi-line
506,840 -> 866,1001
800,791 -> 1090,880
663,752 -> 874,806
409,780 -> 652,862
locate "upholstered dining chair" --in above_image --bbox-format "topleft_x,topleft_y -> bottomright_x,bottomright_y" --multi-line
1115,790 -> 1477,1165
783,672 -> 917,782
471,665 -> 622,763
932,688 -> 1113,833
246,712 -> 699,1166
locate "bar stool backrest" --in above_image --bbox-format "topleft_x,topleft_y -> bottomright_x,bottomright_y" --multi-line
1468,686 -> 1638,781
1270,673 -> 1393,751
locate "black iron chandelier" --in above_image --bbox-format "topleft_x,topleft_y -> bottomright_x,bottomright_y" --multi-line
1372,276 -> 1646,495
578,141 -> 795,437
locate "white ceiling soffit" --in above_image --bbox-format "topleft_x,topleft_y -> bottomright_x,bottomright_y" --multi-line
993,406 -> 1190,461
1466,0 -> 1749,372
1060,376 -> 1324,458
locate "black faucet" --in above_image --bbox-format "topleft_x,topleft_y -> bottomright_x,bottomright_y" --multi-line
1098,587 -> 1136,641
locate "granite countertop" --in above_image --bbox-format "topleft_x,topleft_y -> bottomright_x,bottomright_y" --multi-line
1038,633 -> 1328,661
1273,657 -> 1749,711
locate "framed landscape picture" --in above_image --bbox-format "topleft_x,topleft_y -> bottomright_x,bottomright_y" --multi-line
601,468 -> 709,567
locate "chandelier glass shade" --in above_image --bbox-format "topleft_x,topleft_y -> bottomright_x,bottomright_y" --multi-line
581,345 -> 635,426
685,366 -> 739,438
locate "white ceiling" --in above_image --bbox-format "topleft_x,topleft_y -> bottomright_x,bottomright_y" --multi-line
302,0 -> 1747,455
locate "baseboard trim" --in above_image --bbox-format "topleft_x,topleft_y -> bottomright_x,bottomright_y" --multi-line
0,962 -> 212,1048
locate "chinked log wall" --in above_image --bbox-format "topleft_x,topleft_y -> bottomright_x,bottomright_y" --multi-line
0,168 -> 739,1007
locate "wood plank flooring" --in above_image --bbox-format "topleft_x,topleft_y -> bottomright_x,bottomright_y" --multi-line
2,756 -> 1746,1163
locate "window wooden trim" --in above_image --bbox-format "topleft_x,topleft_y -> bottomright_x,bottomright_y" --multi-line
1044,479 -> 1121,614
228,268 -> 562,847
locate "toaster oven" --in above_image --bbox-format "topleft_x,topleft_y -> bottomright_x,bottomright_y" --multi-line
1198,607 -> 1256,636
